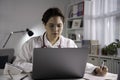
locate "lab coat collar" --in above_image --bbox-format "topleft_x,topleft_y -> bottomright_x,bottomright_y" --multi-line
44,33 -> 61,48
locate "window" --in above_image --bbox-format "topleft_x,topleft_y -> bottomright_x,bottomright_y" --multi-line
84,0 -> 119,48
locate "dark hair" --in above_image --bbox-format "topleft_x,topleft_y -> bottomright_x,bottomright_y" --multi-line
42,7 -> 65,25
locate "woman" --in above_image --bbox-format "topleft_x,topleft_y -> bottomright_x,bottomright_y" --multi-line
13,7 -> 108,76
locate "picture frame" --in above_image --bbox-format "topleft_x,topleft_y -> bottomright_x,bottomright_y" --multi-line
72,19 -> 82,29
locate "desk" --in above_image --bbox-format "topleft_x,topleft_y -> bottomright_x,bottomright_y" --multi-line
0,69 -> 118,80
84,73 -> 118,80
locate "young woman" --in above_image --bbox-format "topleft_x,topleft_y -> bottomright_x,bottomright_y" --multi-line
13,7 -> 108,76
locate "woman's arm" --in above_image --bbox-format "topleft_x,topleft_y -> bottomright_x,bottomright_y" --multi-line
13,40 -> 33,73
13,57 -> 33,73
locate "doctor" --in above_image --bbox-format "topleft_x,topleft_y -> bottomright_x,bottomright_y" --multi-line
13,7 -> 108,76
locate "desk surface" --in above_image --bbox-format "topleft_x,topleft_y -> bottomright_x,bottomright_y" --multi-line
0,69 -> 118,80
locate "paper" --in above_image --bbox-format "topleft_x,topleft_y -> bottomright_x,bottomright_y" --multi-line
84,73 -> 118,80
3,63 -> 23,75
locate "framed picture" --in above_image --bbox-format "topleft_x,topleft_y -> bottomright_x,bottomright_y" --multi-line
72,19 -> 82,29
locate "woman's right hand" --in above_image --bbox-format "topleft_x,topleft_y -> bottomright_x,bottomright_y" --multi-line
92,66 -> 108,76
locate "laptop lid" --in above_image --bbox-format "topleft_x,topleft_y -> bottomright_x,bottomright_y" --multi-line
0,48 -> 14,63
32,48 -> 89,80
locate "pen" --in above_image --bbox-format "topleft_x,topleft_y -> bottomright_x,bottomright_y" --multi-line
101,61 -> 104,68
8,70 -> 13,79
20,74 -> 28,80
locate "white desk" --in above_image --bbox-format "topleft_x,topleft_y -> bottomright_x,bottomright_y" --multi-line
0,69 -> 118,80
84,73 -> 118,80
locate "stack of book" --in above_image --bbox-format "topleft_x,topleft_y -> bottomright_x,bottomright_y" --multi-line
90,40 -> 99,55
82,40 -> 99,55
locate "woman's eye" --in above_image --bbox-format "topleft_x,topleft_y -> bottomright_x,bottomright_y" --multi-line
49,25 -> 54,28
48,24 -> 62,28
57,24 -> 62,28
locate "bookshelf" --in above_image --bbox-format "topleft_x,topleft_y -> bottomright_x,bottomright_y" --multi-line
66,0 -> 120,74
66,0 -> 84,47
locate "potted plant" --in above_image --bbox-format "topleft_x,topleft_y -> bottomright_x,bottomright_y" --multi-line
101,39 -> 120,56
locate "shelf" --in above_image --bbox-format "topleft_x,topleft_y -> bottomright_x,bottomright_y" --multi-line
66,0 -> 84,43
67,28 -> 83,31
89,54 -> 120,59
74,40 -> 82,43
67,16 -> 83,20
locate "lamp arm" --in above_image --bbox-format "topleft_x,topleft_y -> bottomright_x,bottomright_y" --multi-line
12,30 -> 26,33
2,33 -> 12,48
2,29 -> 33,48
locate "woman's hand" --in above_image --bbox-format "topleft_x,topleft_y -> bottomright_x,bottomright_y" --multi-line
92,66 -> 108,76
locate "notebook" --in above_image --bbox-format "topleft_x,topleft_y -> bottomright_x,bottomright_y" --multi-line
32,48 -> 89,80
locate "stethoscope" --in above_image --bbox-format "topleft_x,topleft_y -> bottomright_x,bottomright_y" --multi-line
41,32 -> 61,48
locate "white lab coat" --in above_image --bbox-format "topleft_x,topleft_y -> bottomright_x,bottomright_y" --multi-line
13,34 -> 96,73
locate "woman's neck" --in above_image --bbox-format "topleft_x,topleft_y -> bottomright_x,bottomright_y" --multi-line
46,34 -> 59,45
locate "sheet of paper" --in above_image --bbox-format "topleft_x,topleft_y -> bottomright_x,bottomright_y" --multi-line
84,73 -> 118,80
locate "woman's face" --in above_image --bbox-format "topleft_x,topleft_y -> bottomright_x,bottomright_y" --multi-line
44,16 -> 63,39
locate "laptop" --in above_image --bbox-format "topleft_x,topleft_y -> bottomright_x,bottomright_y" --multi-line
0,48 -> 14,62
0,48 -> 14,69
32,48 -> 89,80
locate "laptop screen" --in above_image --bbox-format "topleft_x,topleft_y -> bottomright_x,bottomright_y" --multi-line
0,48 -> 14,63
32,48 -> 89,80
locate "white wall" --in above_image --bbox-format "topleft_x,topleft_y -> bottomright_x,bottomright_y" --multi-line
0,0 -> 70,55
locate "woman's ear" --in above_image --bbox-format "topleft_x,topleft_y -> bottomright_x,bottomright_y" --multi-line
43,22 -> 46,28
43,22 -> 46,26
43,23 -> 47,30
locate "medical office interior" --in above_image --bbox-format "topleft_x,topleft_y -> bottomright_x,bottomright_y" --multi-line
0,0 -> 120,79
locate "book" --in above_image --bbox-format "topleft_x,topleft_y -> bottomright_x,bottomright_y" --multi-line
68,21 -> 73,28
68,7 -> 73,18
72,4 -> 78,18
90,45 -> 99,55
82,40 -> 91,48
91,40 -> 99,45
82,40 -> 91,54
78,2 -> 84,16
90,40 -> 99,55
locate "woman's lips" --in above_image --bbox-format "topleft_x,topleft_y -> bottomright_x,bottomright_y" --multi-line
53,33 -> 58,35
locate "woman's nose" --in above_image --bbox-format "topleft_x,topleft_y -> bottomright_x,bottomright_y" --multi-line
53,26 -> 59,31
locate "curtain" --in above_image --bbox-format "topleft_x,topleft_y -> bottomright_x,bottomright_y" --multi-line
84,0 -> 117,47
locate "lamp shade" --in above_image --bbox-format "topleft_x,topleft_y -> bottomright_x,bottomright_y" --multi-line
26,28 -> 34,36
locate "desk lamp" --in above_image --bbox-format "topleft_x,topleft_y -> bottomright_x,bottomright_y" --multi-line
2,28 -> 34,48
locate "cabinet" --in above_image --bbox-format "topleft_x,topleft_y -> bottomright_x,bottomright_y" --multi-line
99,57 -> 113,73
113,59 -> 120,74
88,55 -> 120,74
88,55 -> 99,66
66,0 -> 84,47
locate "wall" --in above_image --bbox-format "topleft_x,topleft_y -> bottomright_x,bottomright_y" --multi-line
0,0 -> 70,55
